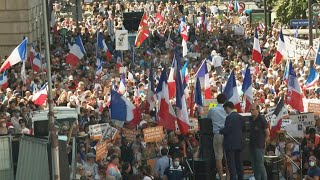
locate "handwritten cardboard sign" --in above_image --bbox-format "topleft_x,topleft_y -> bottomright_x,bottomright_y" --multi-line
143,126 -> 164,143
101,126 -> 119,142
123,128 -> 140,142
88,123 -> 109,139
289,113 -> 315,127
96,140 -> 108,161
308,102 -> 320,116
89,123 -> 118,141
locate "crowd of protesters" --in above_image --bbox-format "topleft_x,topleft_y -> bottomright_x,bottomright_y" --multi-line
2,0 -> 320,180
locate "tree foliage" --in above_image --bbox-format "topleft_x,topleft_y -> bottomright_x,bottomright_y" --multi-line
274,0 -> 309,24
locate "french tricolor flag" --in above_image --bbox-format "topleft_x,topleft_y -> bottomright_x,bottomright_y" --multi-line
97,32 -> 112,61
145,65 -> 156,114
223,70 -> 242,112
118,73 -> 126,95
283,60 -> 289,83
96,59 -> 103,77
182,61 -> 189,89
194,77 -> 203,115
287,61 -> 304,112
195,60 -> 212,99
168,57 -> 176,99
252,29 -> 262,63
275,29 -> 286,64
32,53 -> 41,73
66,36 -> 86,66
175,54 -> 189,135
180,17 -> 188,57
0,38 -> 27,72
28,45 -> 36,65
96,52 -> 102,67
156,68 -> 176,131
242,65 -> 253,113
110,89 -> 141,124
0,71 -> 8,89
32,83 -> 48,106
305,66 -> 319,88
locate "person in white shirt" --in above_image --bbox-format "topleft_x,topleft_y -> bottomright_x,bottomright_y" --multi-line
211,50 -> 223,75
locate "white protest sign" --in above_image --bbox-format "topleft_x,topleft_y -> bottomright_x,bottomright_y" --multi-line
88,123 -> 109,137
234,25 -> 245,35
101,125 -> 118,141
115,30 -> 129,50
280,119 -> 292,130
284,35 -> 320,59
265,106 -> 289,122
289,113 -> 315,127
285,123 -> 304,138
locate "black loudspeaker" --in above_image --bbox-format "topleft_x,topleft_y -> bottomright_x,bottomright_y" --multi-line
241,114 -> 252,166
34,121 -> 49,136
122,12 -> 144,32
198,118 -> 213,135
188,158 -> 215,180
199,134 -> 214,160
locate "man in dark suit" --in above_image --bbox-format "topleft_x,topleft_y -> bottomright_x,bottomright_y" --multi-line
220,101 -> 244,180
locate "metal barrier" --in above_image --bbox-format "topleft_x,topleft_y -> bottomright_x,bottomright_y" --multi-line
285,132 -> 303,179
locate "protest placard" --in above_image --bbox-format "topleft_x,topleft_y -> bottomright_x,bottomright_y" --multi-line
308,102 -> 320,116
101,126 -> 119,142
289,113 -> 315,127
280,119 -> 292,130
285,124 -> 304,138
123,128 -> 140,142
143,126 -> 164,143
96,140 -> 108,161
88,123 -> 109,139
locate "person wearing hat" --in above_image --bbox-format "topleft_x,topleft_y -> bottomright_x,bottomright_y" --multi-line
0,119 -> 7,135
106,154 -> 122,180
83,153 -> 99,179
306,156 -> 320,179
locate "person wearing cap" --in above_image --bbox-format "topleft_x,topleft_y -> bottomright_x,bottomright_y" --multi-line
249,103 -> 269,180
306,156 -> 320,179
83,153 -> 99,179
220,101 -> 245,180
106,154 -> 122,180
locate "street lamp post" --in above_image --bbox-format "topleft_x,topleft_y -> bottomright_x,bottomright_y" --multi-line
309,0 -> 313,46
42,0 -> 60,179
264,0 -> 267,41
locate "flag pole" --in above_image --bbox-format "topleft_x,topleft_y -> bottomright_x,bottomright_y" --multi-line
42,0 -> 60,179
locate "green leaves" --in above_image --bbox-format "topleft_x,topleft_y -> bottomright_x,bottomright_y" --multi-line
274,0 -> 309,24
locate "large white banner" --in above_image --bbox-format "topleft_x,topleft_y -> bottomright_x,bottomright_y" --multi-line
115,30 -> 129,50
284,35 -> 320,60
